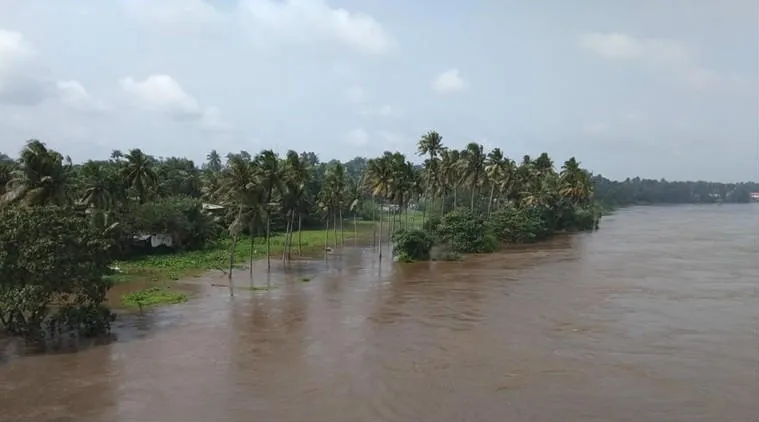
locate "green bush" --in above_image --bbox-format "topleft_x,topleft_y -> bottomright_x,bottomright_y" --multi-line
392,229 -> 434,262
435,208 -> 498,253
0,206 -> 115,338
488,206 -> 552,243
422,215 -> 441,232
551,202 -> 600,232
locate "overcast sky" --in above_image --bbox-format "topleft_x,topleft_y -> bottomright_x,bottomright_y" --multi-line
0,0 -> 756,182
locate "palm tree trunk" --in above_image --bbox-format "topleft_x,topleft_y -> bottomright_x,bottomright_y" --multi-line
353,212 -> 358,245
266,212 -> 271,271
298,213 -> 303,255
421,192 -> 427,229
487,185 -> 495,217
378,208 -> 383,261
287,211 -> 296,260
339,208 -> 344,247
388,209 -> 397,243
249,223 -> 255,288
228,235 -> 237,297
332,212 -> 338,249
282,211 -> 291,263
470,188 -> 475,212
405,205 -> 409,230
372,196 -> 377,248
324,216 -> 329,260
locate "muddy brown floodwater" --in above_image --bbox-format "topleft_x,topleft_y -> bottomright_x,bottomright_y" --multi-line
1,205 -> 758,421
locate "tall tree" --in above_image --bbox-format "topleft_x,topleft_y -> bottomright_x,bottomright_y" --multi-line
120,149 -> 157,204
255,150 -> 284,271
460,142 -> 486,212
365,155 -> 393,261
417,130 -> 444,226
1,140 -> 72,206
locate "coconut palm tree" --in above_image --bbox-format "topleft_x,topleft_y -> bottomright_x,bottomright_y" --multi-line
439,148 -> 461,211
80,161 -> 119,211
2,140 -> 72,206
255,150 -> 285,271
216,153 -> 260,294
282,150 -> 310,260
345,176 -> 363,243
204,149 -> 223,173
120,148 -> 157,205
460,142 -> 486,213
559,157 -> 593,205
484,148 -> 504,216
365,155 -> 393,261
323,162 -> 347,248
417,130 -> 444,225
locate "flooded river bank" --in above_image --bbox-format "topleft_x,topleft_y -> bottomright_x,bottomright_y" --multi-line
1,204 -> 757,421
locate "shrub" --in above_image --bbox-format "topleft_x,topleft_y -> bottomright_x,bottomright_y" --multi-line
552,202 -> 600,232
423,215 -> 441,232
435,208 -> 498,253
392,229 -> 434,262
488,206 -> 552,243
0,206 -> 115,338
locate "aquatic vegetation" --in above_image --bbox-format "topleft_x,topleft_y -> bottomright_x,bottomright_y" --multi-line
122,287 -> 188,313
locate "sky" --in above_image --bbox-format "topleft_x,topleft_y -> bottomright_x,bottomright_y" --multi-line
0,0 -> 757,182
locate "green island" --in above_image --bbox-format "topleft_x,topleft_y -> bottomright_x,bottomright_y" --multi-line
1,133 -> 756,340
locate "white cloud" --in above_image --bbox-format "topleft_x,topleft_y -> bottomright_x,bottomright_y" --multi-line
119,74 -> 228,130
578,32 -> 691,66
122,0 -> 224,29
239,0 -> 394,55
0,29 -> 53,105
199,106 -> 231,133
0,29 -> 107,111
345,85 -> 365,103
578,32 -> 729,92
56,80 -> 108,112
376,130 -> 406,147
119,74 -> 202,118
432,68 -> 466,94
344,128 -> 370,146
0,29 -> 35,69
358,104 -> 397,118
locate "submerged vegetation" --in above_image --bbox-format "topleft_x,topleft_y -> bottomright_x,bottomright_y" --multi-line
122,287 -> 188,313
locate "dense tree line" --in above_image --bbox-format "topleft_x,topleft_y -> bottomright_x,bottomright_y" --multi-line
593,176 -> 759,206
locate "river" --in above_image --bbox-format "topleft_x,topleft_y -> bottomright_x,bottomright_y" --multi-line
1,204 -> 757,421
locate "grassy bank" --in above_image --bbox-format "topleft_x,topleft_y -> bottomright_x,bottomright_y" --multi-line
112,220 -> 378,284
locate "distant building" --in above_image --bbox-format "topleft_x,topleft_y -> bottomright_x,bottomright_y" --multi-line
750,192 -> 759,202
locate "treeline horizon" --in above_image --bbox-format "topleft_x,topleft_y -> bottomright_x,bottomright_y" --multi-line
2,141 -> 756,208
1,148 -> 756,186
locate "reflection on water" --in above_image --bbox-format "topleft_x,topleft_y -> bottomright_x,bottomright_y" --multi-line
1,204 -> 757,422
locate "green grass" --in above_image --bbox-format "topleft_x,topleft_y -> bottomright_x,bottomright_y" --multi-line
122,286 -> 188,310
113,221 -> 378,284
379,209 -> 426,230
